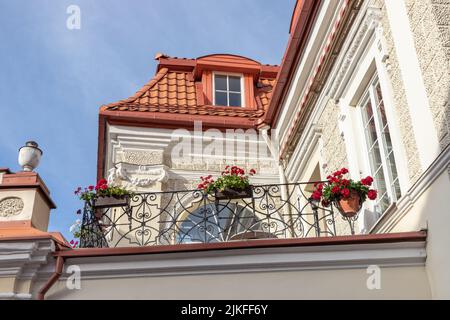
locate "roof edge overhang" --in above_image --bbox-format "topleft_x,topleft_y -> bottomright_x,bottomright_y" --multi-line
157,57 -> 196,72
194,54 -> 275,82
258,0 -> 322,128
0,171 -> 56,209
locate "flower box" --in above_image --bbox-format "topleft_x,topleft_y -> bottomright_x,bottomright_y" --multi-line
92,195 -> 130,209
214,186 -> 253,200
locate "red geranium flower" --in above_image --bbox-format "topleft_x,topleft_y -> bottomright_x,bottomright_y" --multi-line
367,189 -> 378,200
332,185 -> 340,194
97,179 -> 107,186
311,190 -> 322,201
340,168 -> 349,174
363,176 -> 374,186
341,188 -> 350,198
333,170 -> 342,177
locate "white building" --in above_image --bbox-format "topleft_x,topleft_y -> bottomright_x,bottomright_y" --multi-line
0,0 -> 449,299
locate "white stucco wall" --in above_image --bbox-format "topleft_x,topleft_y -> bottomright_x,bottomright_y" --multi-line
40,266 -> 430,300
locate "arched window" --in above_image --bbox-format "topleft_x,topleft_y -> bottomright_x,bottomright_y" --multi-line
177,203 -> 262,243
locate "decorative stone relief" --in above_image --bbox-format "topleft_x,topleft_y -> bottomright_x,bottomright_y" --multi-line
328,6 -> 383,100
107,163 -> 168,189
0,197 -> 24,217
122,150 -> 164,166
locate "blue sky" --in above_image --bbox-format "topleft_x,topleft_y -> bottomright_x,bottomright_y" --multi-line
0,0 -> 295,240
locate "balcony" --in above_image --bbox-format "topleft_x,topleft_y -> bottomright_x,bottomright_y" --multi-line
79,182 -> 360,248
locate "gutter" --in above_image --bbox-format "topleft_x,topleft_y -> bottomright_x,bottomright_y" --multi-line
53,231 -> 427,259
37,255 -> 64,300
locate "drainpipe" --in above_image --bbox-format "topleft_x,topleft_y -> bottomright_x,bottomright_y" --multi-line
37,255 -> 65,300
259,127 -> 294,237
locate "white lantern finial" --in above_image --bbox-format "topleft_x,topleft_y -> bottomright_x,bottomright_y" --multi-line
18,141 -> 43,172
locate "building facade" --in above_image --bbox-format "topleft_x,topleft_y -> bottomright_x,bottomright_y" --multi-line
0,0 -> 449,299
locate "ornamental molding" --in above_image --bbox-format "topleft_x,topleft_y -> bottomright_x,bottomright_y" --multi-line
37,241 -> 426,280
285,124 -> 323,182
107,163 -> 169,188
121,150 -> 164,166
328,5 -> 383,101
0,197 -> 24,217
0,239 -> 54,280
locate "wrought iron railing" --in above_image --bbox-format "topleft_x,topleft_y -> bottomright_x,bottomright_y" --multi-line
79,182 -> 360,248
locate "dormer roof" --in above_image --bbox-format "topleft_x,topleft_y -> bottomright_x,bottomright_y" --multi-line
100,54 -> 278,126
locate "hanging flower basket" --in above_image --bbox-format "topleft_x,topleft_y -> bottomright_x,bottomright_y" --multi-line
310,168 -> 378,219
214,185 -> 253,200
334,191 -> 362,218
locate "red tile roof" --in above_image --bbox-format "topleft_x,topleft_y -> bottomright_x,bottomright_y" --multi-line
0,220 -> 70,249
101,54 -> 278,121
103,68 -> 197,109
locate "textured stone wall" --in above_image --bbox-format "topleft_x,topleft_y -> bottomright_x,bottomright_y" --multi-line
371,0 -> 423,183
404,0 -> 450,151
317,99 -> 349,177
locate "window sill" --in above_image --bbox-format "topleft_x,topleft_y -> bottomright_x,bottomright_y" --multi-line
369,201 -> 399,233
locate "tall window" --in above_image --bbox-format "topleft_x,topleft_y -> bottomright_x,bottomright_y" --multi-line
359,75 -> 401,213
214,74 -> 243,107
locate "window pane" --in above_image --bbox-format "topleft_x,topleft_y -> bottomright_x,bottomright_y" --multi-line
228,92 -> 241,107
378,99 -> 388,128
375,83 -> 383,105
360,83 -> 395,214
229,76 -> 241,92
363,100 -> 378,148
362,98 -> 374,123
382,126 -> 393,154
393,179 -> 402,200
368,142 -> 383,179
215,75 -> 227,91
387,152 -> 401,200
377,192 -> 390,213
215,91 -> 228,106
373,81 -> 401,201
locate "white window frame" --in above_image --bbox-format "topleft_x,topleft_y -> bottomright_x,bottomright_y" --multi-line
356,74 -> 401,213
336,28 -> 409,222
212,72 -> 245,108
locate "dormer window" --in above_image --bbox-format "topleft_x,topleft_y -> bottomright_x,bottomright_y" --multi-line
213,73 -> 244,107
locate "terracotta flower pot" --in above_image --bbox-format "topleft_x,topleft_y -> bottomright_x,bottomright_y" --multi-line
334,191 -> 362,218
214,186 -> 253,200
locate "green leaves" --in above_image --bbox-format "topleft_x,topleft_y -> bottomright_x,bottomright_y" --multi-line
200,166 -> 252,194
